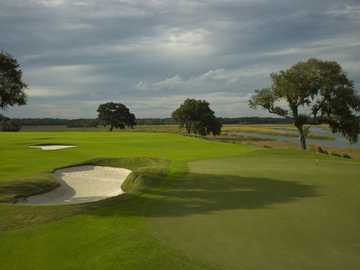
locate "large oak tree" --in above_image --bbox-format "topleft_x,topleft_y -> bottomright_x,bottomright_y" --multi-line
249,58 -> 360,149
0,52 -> 27,110
172,98 -> 222,136
97,102 -> 136,131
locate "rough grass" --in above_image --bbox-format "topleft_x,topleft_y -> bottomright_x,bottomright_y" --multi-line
222,124 -> 335,140
0,131 -> 359,270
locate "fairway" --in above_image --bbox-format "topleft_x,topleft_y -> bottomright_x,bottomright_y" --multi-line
1,132 -> 360,270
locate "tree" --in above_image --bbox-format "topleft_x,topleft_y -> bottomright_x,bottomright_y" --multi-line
172,98 -> 222,136
97,102 -> 136,131
249,58 -> 360,150
0,52 -> 27,110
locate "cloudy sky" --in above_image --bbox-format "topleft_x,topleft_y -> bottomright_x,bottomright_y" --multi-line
1,0 -> 360,118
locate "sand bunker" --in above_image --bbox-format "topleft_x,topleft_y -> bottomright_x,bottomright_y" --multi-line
29,145 -> 77,151
22,166 -> 132,205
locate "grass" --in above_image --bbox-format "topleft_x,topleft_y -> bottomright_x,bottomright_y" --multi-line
0,131 -> 360,269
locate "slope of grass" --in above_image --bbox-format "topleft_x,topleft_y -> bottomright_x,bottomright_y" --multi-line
0,131 -> 359,270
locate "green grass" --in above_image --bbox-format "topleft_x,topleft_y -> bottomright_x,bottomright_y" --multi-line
152,155 -> 360,269
0,131 -> 359,269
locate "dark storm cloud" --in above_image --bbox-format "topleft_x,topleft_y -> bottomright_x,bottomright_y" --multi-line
1,0 -> 359,118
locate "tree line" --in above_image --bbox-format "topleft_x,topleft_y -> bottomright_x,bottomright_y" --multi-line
12,116 -> 292,127
1,51 -> 360,149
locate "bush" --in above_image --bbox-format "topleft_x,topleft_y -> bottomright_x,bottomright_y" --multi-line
0,119 -> 22,131
342,153 -> 352,159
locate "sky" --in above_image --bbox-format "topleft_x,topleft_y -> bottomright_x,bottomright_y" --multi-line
1,0 -> 360,119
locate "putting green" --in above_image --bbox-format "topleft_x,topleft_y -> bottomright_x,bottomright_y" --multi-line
0,132 -> 359,270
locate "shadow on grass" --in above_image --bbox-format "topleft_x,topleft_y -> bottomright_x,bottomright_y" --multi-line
90,172 -> 318,217
0,171 -> 318,231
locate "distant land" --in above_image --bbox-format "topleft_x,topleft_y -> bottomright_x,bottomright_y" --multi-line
13,117 -> 292,128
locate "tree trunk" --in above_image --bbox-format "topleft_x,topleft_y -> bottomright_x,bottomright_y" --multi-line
297,126 -> 307,150
109,124 -> 114,132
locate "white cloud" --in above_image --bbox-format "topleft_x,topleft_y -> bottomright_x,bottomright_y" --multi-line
135,66 -> 273,93
160,28 -> 211,55
119,92 -> 261,118
30,0 -> 65,7
326,4 -> 360,19
264,36 -> 360,57
78,27 -> 212,57
22,64 -> 102,98
72,1 -> 89,7
25,64 -> 98,85
61,22 -> 93,30
27,87 -> 72,97
152,75 -> 184,90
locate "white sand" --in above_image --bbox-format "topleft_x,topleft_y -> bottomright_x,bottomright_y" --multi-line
21,166 -> 132,205
29,145 -> 77,151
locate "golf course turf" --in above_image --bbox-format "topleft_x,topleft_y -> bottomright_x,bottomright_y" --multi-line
1,132 -> 360,269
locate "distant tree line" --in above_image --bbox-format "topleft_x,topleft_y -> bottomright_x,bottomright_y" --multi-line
0,114 -> 21,131
66,119 -> 99,128
13,117 -> 292,127
136,118 -> 176,125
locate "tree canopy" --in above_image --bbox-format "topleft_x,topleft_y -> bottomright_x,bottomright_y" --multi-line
97,102 -> 136,131
0,52 -> 27,110
249,58 -> 360,149
172,98 -> 222,136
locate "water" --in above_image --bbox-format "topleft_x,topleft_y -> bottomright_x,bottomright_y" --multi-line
235,127 -> 360,149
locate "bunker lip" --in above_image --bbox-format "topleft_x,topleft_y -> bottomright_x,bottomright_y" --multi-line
19,165 -> 132,205
29,145 -> 77,150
